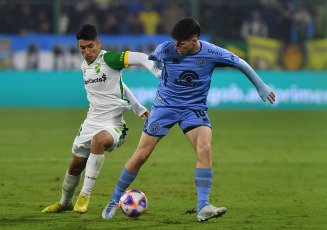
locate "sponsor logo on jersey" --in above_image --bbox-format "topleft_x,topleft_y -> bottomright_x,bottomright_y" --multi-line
174,70 -> 204,87
120,52 -> 124,62
156,95 -> 163,102
173,59 -> 179,64
196,58 -> 206,67
208,49 -> 222,56
157,49 -> 169,55
95,64 -> 101,74
84,73 -> 107,85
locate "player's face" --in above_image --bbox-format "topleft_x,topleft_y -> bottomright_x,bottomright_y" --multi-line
174,37 -> 198,55
77,39 -> 101,63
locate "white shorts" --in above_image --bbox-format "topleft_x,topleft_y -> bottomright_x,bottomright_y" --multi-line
72,120 -> 128,158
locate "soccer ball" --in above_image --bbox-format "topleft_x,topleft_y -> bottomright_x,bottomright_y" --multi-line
119,189 -> 147,217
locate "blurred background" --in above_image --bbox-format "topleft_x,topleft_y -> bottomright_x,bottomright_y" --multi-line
0,0 -> 326,109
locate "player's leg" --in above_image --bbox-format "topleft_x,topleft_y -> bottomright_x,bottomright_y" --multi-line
42,154 -> 86,213
181,109 -> 226,221
186,126 -> 226,221
102,132 -> 160,219
103,106 -> 175,219
75,129 -> 115,213
186,125 -> 213,208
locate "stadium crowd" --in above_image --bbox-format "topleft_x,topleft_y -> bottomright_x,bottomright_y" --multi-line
0,0 -> 324,44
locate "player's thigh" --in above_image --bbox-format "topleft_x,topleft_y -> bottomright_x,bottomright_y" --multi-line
136,132 -> 161,155
185,126 -> 212,151
179,109 -> 212,134
143,106 -> 180,137
72,122 -> 127,157
104,123 -> 128,153
91,130 -> 114,150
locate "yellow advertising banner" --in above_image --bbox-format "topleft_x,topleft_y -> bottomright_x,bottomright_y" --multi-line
247,36 -> 282,69
306,39 -> 327,70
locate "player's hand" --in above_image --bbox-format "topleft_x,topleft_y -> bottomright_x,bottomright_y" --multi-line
259,84 -> 275,104
266,91 -> 275,104
141,110 -> 150,120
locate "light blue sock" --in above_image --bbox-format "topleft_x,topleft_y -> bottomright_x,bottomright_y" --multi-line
111,167 -> 138,202
195,168 -> 212,212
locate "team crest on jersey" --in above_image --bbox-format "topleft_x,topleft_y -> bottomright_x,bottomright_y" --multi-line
196,58 -> 206,67
149,122 -> 160,133
95,64 -> 101,74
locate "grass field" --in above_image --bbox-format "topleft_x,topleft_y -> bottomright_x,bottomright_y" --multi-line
0,108 -> 326,230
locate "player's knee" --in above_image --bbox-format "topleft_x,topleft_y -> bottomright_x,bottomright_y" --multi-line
68,162 -> 85,175
197,142 -> 211,156
134,148 -> 151,165
92,131 -> 113,149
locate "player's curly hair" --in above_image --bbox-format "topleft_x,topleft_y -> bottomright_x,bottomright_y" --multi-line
171,17 -> 201,41
76,24 -> 98,41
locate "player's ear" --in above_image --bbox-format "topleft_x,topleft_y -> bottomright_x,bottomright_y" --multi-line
191,37 -> 198,44
98,40 -> 101,47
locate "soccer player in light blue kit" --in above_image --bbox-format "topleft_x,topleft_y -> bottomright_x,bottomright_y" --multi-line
103,17 -> 275,222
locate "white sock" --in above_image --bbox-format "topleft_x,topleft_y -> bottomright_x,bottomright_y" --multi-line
80,153 -> 105,198
60,171 -> 82,207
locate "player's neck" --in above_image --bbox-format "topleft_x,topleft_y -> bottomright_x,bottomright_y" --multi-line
190,41 -> 201,55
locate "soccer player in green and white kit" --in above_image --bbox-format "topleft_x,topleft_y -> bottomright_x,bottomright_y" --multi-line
42,24 -> 161,214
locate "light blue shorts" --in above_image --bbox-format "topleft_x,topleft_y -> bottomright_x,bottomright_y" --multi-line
143,106 -> 211,137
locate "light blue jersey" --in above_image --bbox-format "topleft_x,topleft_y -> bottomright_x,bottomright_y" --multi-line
149,40 -> 240,110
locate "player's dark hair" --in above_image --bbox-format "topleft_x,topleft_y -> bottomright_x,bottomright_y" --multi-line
76,24 -> 98,41
171,17 -> 201,41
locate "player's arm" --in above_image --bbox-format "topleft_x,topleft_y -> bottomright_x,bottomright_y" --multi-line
237,58 -> 275,104
123,83 -> 149,120
104,51 -> 161,79
127,52 -> 162,79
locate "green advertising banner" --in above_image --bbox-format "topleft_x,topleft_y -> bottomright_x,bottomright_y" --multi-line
0,70 -> 326,109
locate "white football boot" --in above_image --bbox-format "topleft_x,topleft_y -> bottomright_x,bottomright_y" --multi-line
102,200 -> 119,219
196,204 -> 227,222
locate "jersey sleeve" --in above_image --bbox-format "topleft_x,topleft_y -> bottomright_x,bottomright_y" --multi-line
103,51 -> 130,70
214,46 -> 240,68
148,42 -> 168,62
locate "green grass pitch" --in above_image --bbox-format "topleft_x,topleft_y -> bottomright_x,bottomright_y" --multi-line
0,108 -> 326,229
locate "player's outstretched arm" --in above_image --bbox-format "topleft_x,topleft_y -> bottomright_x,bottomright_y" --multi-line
128,52 -> 162,79
123,83 -> 149,120
237,58 -> 275,104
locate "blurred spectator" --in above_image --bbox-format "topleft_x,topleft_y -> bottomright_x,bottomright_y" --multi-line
120,12 -> 144,34
291,6 -> 314,68
220,3 -> 243,39
199,7 -> 215,37
37,9 -> 52,33
3,4 -> 17,34
259,0 -> 279,38
18,5 -> 37,34
160,2 -> 187,34
138,2 -> 161,34
102,14 -> 120,34
82,13 -> 99,29
53,45 -> 65,69
26,43 -> 39,69
59,11 -> 70,34
123,0 -> 143,14
275,4 -> 292,43
291,6 -> 314,43
241,11 -> 268,40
